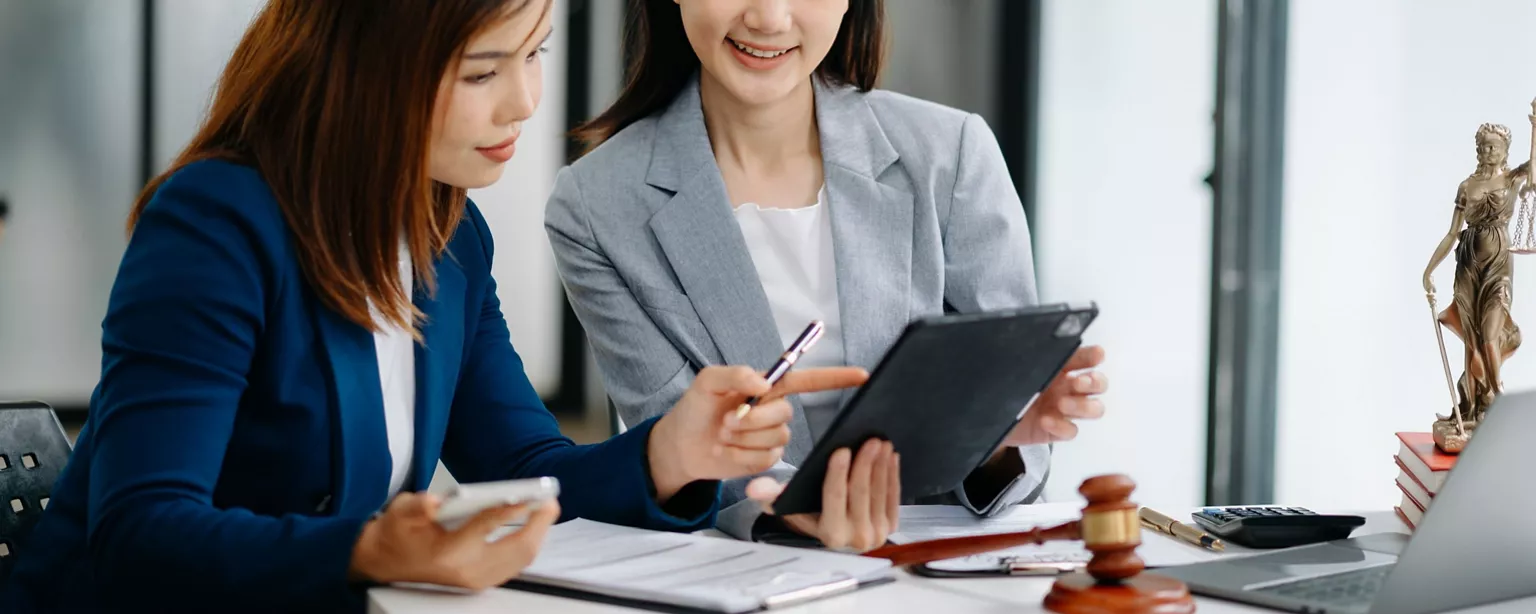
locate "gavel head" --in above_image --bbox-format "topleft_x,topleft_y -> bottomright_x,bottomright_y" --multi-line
1076,474 -> 1144,583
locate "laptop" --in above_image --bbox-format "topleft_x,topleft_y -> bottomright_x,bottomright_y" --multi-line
1159,389 -> 1536,614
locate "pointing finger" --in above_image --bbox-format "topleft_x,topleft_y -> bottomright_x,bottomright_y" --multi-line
764,367 -> 869,400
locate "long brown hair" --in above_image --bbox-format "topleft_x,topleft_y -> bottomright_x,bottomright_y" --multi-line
129,0 -> 543,334
574,0 -> 886,150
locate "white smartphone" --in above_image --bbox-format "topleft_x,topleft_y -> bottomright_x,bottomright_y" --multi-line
434,477 -> 560,531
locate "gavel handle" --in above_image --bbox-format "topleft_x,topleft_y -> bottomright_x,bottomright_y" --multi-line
863,521 -> 1083,567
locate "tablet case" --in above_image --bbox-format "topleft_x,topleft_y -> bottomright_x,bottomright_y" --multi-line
771,303 -> 1098,517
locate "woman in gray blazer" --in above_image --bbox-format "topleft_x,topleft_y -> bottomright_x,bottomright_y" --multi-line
545,0 -> 1108,547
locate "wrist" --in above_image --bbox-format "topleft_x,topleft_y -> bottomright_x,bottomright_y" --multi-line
646,415 -> 695,502
348,519 -> 384,583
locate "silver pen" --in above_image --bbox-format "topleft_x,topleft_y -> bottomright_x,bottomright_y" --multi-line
735,320 -> 825,419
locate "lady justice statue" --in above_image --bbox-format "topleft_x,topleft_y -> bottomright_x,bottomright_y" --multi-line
1422,100 -> 1536,453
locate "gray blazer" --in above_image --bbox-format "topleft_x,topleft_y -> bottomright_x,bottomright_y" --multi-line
544,75 -> 1051,539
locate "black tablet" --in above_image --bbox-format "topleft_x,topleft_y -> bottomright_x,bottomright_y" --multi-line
770,302 -> 1098,516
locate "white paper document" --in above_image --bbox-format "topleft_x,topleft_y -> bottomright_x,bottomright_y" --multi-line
888,504 -> 1229,572
515,519 -> 893,613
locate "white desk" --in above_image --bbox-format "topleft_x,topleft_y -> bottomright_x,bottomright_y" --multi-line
368,511 -> 1536,614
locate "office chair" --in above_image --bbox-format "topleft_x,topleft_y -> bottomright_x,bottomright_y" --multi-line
0,402 -> 72,584
608,398 -> 627,436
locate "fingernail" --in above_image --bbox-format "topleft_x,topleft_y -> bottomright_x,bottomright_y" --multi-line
725,412 -> 742,427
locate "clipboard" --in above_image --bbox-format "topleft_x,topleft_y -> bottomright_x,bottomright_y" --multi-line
501,519 -> 896,613
504,574 -> 898,613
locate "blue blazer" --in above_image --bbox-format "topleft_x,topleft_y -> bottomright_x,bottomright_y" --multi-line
0,160 -> 719,613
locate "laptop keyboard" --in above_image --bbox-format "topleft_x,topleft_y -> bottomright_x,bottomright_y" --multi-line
1253,565 -> 1393,609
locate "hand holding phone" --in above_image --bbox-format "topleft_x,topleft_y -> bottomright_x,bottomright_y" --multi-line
434,477 -> 560,531
349,488 -> 562,591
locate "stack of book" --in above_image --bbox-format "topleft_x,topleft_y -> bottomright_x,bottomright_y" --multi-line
1393,432 -> 1457,529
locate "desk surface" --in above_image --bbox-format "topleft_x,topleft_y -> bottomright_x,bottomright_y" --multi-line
368,511 -> 1536,614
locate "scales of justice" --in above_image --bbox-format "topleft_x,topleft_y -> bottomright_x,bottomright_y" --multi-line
1422,99 -> 1536,454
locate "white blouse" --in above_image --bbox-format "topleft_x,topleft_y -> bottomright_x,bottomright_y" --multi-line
732,186 -> 847,437
370,237 -> 416,499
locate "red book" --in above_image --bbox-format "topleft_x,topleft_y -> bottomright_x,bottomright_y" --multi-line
1393,456 -> 1435,500
1395,432 -> 1456,494
1395,506 -> 1418,529
1395,476 -> 1428,513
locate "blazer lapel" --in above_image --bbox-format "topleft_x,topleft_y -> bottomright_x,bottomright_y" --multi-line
815,78 -> 914,383
646,77 -> 817,460
312,299 -> 390,518
409,257 -> 467,492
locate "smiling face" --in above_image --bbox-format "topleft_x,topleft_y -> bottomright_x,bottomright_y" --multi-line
427,1 -> 553,189
676,0 -> 849,107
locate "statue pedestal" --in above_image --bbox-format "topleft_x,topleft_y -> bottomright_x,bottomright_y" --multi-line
1432,418 -> 1475,454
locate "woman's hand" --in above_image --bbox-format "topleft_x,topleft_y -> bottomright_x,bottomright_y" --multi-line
348,492 -> 561,591
647,366 -> 869,501
745,439 -> 901,552
1001,345 -> 1108,447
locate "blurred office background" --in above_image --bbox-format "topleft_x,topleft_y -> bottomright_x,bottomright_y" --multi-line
2,0 -> 1533,512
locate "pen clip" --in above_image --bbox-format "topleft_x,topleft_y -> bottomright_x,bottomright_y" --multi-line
785,329 -> 822,362
786,321 -> 825,359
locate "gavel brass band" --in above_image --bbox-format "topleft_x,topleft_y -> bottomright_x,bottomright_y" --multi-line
1079,508 -> 1140,547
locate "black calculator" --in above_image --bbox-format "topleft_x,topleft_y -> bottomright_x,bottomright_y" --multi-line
1191,506 -> 1366,549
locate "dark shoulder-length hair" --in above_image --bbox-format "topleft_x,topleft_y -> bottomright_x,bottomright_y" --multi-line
128,0 -> 547,335
574,0 -> 885,150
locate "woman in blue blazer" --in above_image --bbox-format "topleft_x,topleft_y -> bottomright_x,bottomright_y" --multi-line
0,1 -> 864,612
546,0 -> 1110,547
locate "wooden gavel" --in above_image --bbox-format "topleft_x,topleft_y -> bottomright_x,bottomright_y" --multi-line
865,474 -> 1196,614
